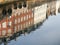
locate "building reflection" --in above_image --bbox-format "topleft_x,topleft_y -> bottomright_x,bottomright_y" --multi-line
47,0 -> 57,16
58,0 -> 60,13
0,18 -> 46,45
0,0 -> 60,45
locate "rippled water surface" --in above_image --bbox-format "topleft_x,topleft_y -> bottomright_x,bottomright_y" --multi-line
5,13 -> 60,45
1,0 -> 60,45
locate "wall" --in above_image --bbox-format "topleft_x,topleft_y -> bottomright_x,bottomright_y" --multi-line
34,3 -> 47,24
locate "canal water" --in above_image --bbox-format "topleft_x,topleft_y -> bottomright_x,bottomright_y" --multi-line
7,13 -> 60,45
1,0 -> 60,45
2,14 -> 60,45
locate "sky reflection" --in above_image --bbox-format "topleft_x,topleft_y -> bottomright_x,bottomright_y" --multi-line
6,13 -> 60,45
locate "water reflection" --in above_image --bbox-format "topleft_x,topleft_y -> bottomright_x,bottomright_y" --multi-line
0,19 -> 46,45
0,0 -> 60,45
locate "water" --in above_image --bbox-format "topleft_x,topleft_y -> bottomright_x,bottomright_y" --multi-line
1,14 -> 59,45
1,14 -> 60,44
1,0 -> 60,45
9,13 -> 60,45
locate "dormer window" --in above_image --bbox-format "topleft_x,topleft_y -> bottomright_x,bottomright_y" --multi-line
14,3 -> 17,9
8,8 -> 12,15
2,8 -> 7,16
18,3 -> 22,9
23,2 -> 26,7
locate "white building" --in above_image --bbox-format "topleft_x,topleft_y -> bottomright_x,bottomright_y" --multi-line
34,3 -> 47,25
56,0 -> 60,14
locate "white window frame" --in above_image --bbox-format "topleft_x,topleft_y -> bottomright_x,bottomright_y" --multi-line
27,15 -> 28,20
8,29 -> 11,34
21,17 -> 23,22
8,21 -> 12,26
18,18 -> 20,23
2,30 -> 6,36
2,22 -> 6,28
29,21 -> 30,25
15,19 -> 17,24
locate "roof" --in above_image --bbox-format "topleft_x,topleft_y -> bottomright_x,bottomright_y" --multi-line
0,0 -> 26,8
0,0 -> 26,4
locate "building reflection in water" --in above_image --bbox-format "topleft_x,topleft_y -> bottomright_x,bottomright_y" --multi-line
58,0 -> 60,13
0,18 -> 46,45
0,0 -> 60,45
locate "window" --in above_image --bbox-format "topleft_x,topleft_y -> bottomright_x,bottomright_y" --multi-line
14,26 -> 17,32
29,21 -> 30,25
2,22 -> 6,28
8,29 -> 11,34
15,19 -> 17,24
32,13 -> 33,17
18,9 -> 20,15
29,15 -> 30,18
2,8 -> 7,16
21,17 -> 23,22
26,22 -> 28,27
2,30 -> 6,36
14,3 -> 17,9
8,8 -> 12,15
18,3 -> 22,9
23,2 -> 26,8
25,16 -> 26,21
8,22 -> 12,27
18,18 -> 20,23
27,15 -> 28,20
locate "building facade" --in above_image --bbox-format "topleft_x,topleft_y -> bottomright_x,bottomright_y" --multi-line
34,3 -> 47,25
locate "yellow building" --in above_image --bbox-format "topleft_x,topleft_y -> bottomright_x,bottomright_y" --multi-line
0,0 -> 4,3
0,0 -> 19,3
